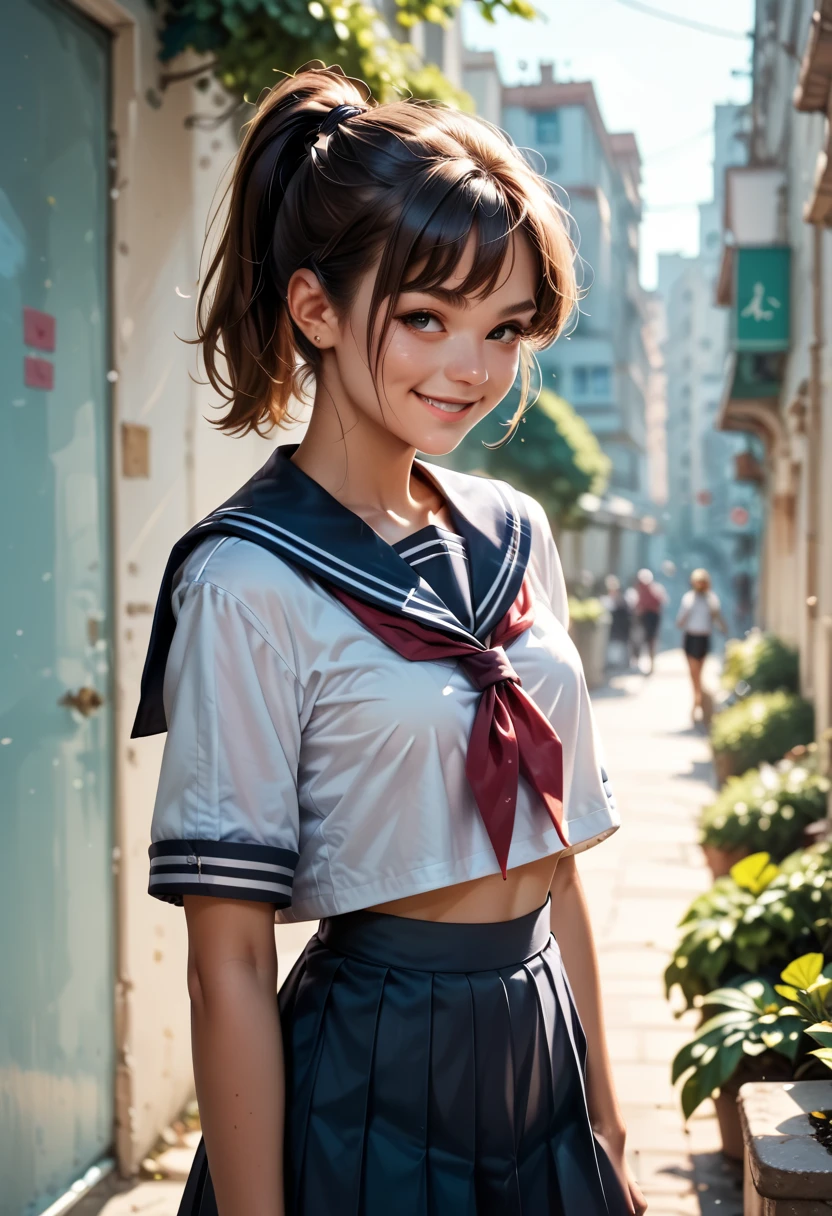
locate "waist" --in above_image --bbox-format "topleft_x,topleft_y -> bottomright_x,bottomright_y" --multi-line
318,898 -> 553,972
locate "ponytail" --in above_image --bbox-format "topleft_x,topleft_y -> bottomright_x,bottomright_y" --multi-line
197,64 -> 371,435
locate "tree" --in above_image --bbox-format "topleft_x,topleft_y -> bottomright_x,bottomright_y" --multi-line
149,0 -> 536,110
444,389 -> 611,529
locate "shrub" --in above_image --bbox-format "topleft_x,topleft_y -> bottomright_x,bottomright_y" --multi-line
722,630 -> 799,695
710,692 -> 815,778
568,596 -> 607,625
664,847 -> 832,1011
700,752 -> 829,861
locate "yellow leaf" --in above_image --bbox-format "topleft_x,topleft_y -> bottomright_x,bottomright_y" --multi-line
780,954 -> 824,990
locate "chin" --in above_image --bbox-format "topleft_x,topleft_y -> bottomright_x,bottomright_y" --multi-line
412,429 -> 475,457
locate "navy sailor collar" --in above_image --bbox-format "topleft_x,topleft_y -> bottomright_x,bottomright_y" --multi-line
131,444 -> 531,738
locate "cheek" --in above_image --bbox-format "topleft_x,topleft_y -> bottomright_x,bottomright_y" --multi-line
486,344 -> 522,394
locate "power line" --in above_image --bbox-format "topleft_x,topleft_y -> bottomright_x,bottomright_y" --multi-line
643,125 -> 713,163
612,0 -> 749,40
643,199 -> 708,211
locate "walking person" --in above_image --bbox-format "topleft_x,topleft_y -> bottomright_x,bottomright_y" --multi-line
632,568 -> 667,675
133,64 -> 645,1216
603,574 -> 634,670
676,568 -> 727,723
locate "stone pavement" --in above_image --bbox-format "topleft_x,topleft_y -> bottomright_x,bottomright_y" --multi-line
80,648 -> 740,1216
582,649 -> 743,1215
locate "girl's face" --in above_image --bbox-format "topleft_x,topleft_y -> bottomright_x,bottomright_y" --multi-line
331,233 -> 540,456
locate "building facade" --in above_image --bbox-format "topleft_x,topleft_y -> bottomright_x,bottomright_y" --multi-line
715,0 -> 832,755
657,104 -> 765,634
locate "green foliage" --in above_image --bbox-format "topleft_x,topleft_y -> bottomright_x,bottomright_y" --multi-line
568,596 -> 607,625
722,630 -> 800,696
670,973 -> 804,1120
148,0 -> 529,107
699,752 -> 830,861
664,846 -> 832,1012
710,692 -> 815,779
444,389 -> 609,528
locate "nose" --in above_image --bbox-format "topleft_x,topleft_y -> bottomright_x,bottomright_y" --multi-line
445,335 -> 489,388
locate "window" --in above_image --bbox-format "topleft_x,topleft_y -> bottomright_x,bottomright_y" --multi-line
571,365 -> 611,401
535,110 -> 561,146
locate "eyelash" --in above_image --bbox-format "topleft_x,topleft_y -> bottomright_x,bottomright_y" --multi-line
397,311 -> 528,343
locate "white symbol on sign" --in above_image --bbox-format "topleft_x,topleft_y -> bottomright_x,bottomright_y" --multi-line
740,281 -> 782,322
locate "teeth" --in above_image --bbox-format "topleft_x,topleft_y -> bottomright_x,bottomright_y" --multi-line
421,394 -> 468,414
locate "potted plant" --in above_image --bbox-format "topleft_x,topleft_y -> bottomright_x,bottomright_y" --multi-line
664,847 -> 832,1015
721,630 -> 799,697
710,691 -> 814,785
699,752 -> 830,878
567,596 -> 610,690
671,953 -> 832,1159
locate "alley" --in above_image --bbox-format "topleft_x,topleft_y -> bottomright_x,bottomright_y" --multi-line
79,649 -> 740,1216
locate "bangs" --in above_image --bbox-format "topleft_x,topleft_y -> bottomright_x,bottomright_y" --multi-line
398,167 -> 521,301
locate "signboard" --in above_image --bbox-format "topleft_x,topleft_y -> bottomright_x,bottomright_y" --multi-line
734,246 -> 790,352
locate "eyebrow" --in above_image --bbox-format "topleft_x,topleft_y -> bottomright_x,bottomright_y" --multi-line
404,286 -> 538,318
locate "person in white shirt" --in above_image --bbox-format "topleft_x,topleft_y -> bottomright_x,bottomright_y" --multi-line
676,568 -> 727,721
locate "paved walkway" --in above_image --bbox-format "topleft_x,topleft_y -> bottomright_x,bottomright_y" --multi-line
583,649 -> 742,1215
80,649 -> 741,1216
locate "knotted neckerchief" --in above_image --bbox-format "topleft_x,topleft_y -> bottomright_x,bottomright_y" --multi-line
330,578 -> 568,876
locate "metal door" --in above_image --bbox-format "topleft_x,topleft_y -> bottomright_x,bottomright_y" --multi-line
0,2 -> 115,1212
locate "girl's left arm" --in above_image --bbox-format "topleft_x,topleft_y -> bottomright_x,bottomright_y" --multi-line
549,855 -> 647,1215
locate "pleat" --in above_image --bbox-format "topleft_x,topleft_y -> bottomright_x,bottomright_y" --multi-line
510,963 -> 554,1213
538,948 -> 624,1215
426,973 -> 478,1216
279,937 -> 346,1212
298,957 -> 389,1216
468,970 -> 522,1215
362,967 -> 432,1215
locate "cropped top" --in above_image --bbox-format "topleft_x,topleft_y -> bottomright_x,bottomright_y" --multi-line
137,446 -> 619,922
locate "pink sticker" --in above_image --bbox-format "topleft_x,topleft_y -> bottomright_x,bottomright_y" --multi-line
23,307 -> 56,352
24,356 -> 54,390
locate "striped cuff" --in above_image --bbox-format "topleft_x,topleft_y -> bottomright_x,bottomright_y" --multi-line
148,839 -> 298,908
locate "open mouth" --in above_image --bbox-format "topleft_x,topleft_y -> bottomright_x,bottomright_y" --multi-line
415,391 -> 477,416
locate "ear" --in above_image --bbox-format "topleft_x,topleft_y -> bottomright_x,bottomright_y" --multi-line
286,269 -> 339,349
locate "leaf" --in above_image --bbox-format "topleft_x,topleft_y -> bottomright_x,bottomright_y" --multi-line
810,1048 -> 832,1071
780,953 -> 824,989
700,987 -> 762,1014
730,852 -> 778,895
806,1022 -> 832,1049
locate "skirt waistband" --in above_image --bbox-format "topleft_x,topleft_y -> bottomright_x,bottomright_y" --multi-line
317,898 -> 553,973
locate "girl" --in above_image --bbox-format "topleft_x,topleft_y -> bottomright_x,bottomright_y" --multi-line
676,567 -> 726,722
134,64 -> 645,1216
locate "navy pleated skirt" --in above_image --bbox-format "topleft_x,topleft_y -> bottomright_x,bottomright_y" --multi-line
178,902 -> 629,1215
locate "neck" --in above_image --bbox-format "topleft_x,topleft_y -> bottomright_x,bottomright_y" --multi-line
290,375 -> 442,537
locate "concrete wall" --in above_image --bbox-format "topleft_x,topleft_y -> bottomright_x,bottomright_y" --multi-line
71,0 -> 309,1174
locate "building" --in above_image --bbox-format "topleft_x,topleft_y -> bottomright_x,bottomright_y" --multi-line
714,0 -> 832,757
657,104 -> 765,634
463,57 -> 660,585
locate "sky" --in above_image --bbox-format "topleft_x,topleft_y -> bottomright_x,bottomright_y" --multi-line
463,0 -> 755,289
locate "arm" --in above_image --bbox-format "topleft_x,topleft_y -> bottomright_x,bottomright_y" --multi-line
549,856 -> 645,1215
675,592 -> 690,630
185,894 -> 285,1216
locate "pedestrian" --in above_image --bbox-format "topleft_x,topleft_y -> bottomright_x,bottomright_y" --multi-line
633,568 -> 667,675
676,568 -> 727,722
603,574 -> 634,669
132,64 -> 644,1216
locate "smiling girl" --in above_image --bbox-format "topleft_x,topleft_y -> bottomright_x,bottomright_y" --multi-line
133,64 -> 645,1216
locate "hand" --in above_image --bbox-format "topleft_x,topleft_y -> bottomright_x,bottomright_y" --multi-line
594,1126 -> 647,1215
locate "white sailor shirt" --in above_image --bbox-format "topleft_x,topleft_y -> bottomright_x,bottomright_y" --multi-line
136,447 -> 619,922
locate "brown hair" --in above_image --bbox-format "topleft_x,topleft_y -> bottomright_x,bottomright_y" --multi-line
198,62 -> 579,437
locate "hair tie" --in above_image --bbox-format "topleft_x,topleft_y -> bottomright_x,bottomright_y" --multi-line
306,103 -> 366,151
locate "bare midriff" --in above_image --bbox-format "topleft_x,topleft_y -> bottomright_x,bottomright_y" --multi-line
367,853 -> 562,924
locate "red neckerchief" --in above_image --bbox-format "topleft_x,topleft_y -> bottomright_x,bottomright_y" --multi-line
331,578 -> 568,877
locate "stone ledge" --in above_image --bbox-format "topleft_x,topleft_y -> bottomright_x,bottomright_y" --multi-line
739,1081 -> 832,1201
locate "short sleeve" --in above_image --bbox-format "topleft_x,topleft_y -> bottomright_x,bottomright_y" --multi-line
148,577 -> 301,909
522,492 -> 620,857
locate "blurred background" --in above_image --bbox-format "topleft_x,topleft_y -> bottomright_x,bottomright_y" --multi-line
3,1 -> 832,1214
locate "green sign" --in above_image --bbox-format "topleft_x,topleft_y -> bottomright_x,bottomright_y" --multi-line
734,246 -> 791,352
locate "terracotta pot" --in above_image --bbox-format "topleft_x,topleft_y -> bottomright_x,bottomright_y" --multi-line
713,1091 -> 745,1161
702,843 -> 750,880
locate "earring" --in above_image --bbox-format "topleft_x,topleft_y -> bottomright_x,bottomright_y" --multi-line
314,335 -> 321,343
